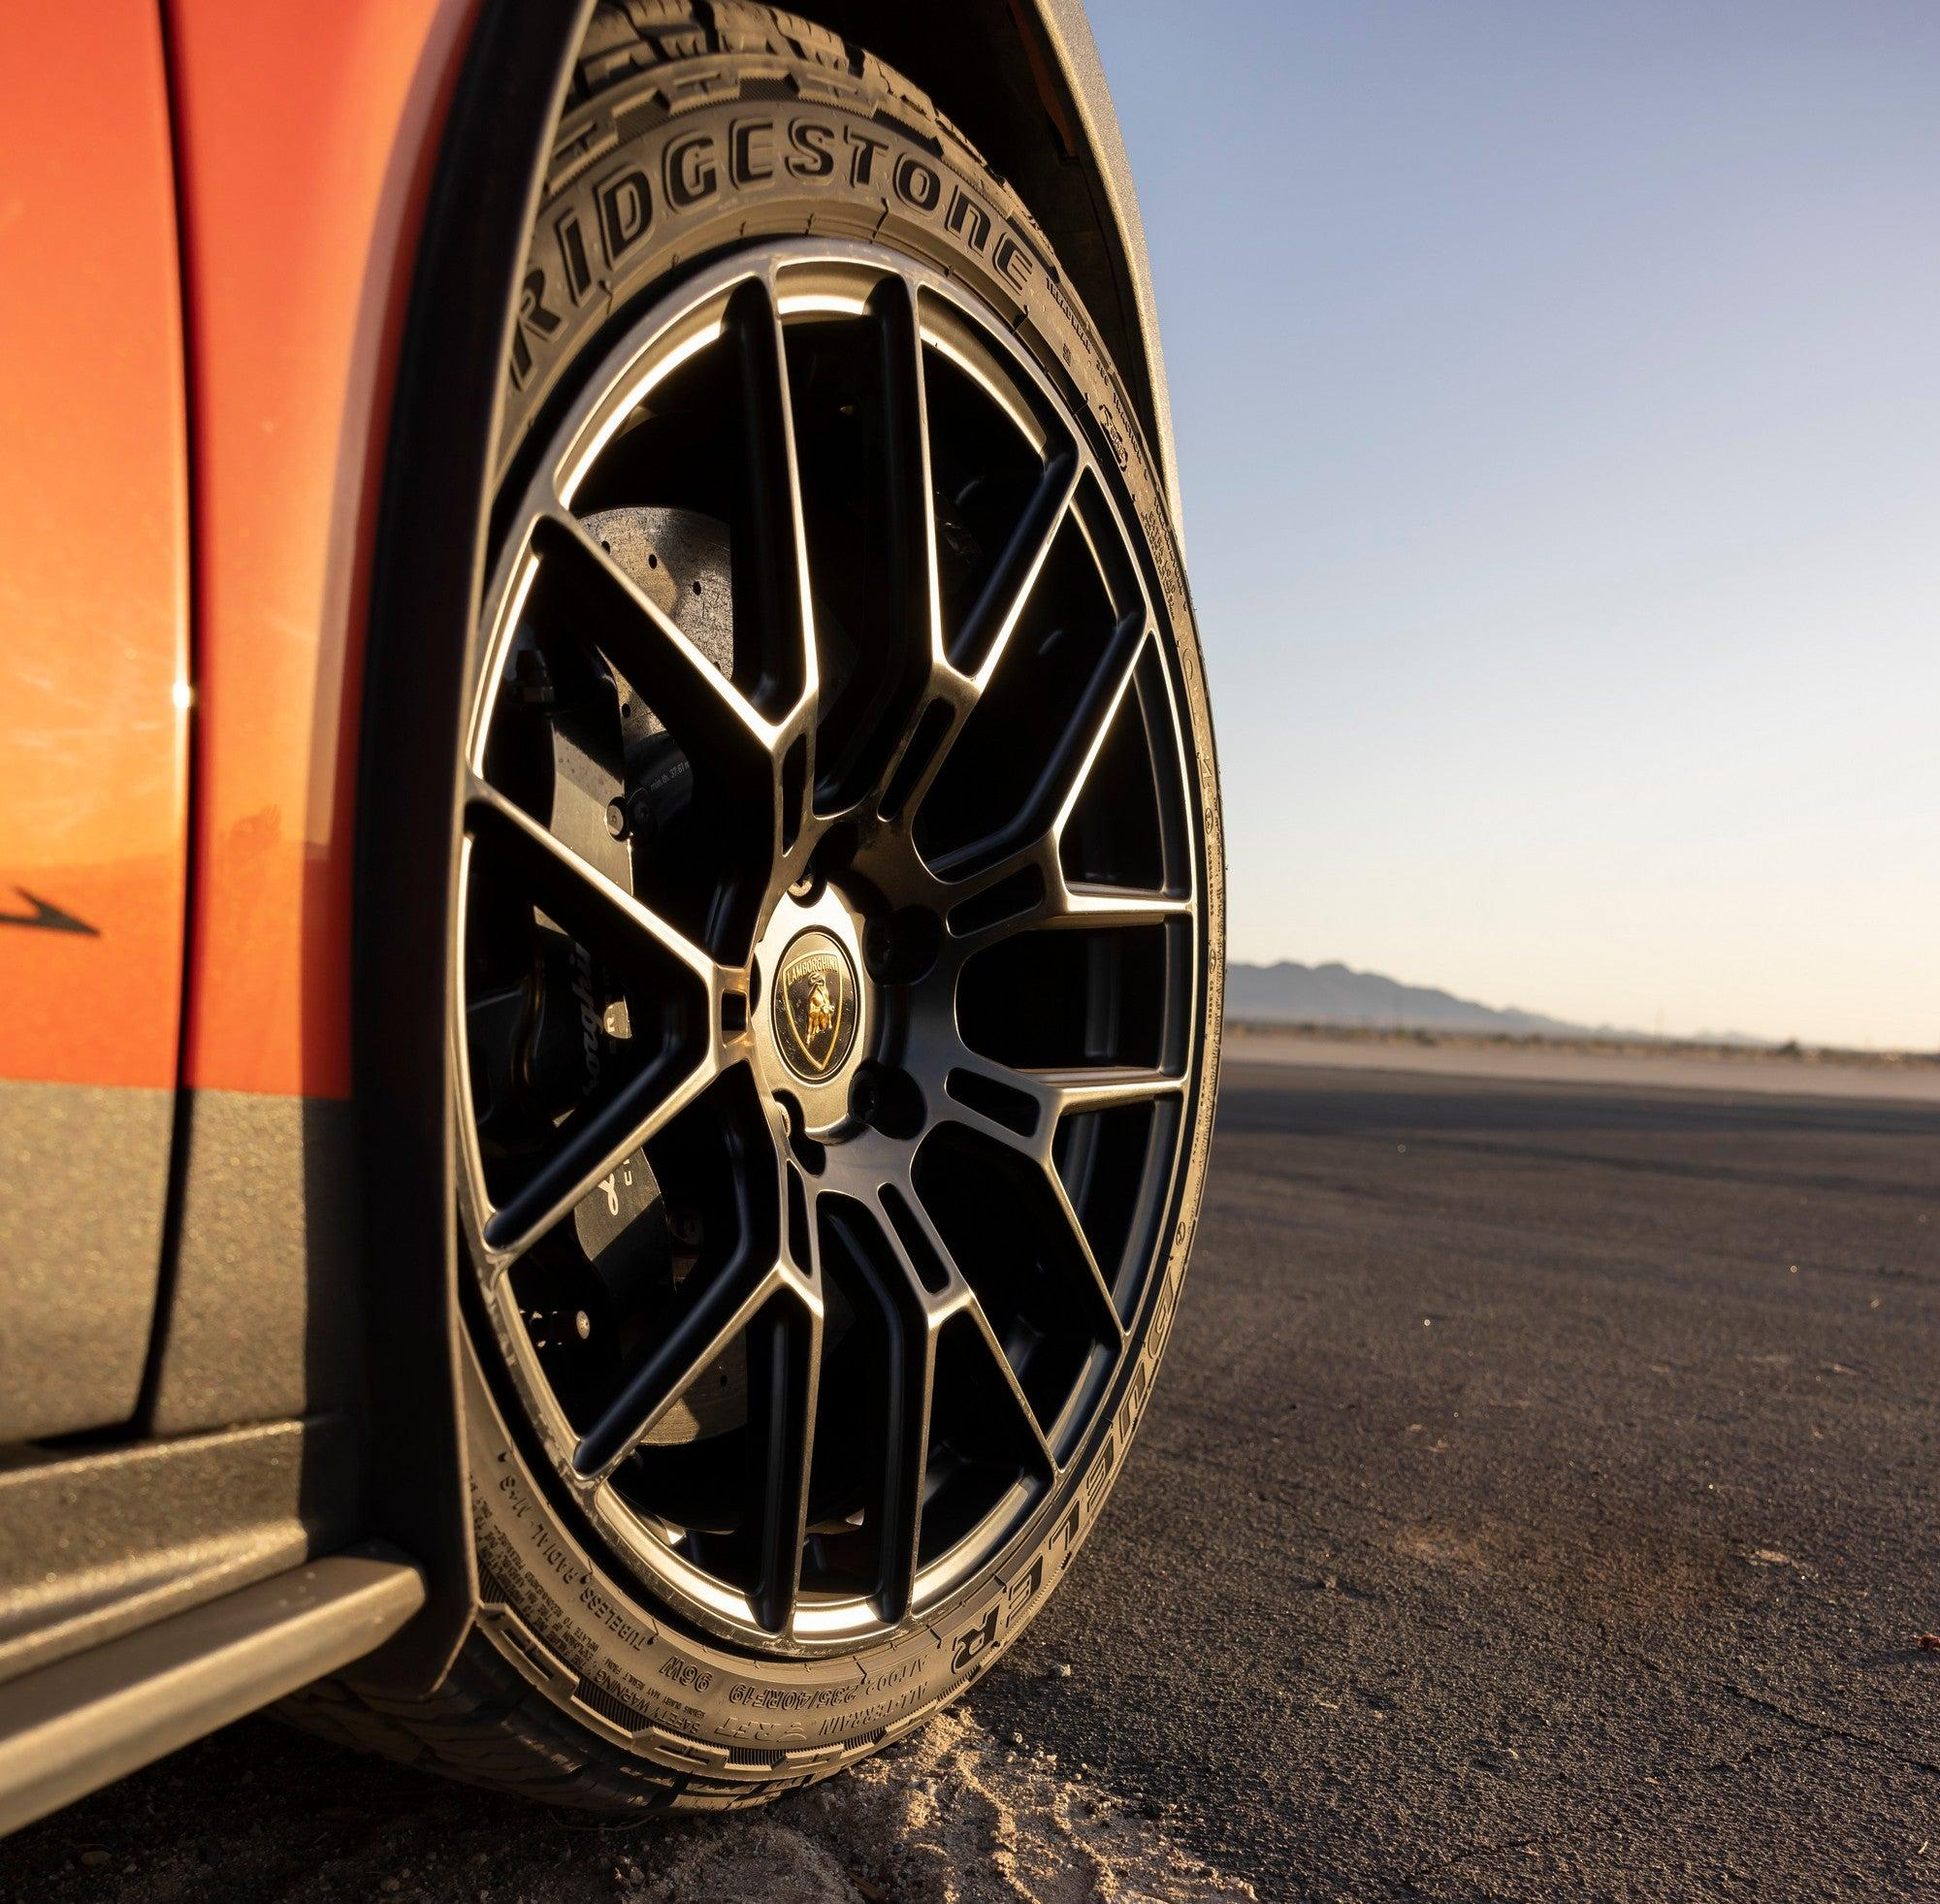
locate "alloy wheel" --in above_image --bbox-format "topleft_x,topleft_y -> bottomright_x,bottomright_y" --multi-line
455,241 -> 1206,1651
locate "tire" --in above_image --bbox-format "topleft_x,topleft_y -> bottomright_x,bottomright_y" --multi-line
294,0 -> 1224,1812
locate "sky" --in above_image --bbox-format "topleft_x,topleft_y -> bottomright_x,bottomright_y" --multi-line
1088,1 -> 1940,1049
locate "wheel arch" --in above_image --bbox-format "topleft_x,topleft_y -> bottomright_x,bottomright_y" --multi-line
347,0 -> 596,1690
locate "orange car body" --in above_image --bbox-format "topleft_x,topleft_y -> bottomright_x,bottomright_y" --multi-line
3,3 -> 189,1107
4,0 -> 473,1096
0,0 -> 472,1439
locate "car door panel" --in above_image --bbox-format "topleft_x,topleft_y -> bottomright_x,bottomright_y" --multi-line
0,4 -> 190,1440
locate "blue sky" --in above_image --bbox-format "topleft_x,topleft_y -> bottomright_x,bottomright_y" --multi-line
1089,1 -> 1940,1048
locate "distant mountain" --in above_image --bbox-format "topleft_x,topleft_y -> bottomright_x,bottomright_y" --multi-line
1226,960 -> 1603,1039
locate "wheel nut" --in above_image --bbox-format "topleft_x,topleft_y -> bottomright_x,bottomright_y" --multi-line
511,647 -> 555,708
606,790 -> 657,844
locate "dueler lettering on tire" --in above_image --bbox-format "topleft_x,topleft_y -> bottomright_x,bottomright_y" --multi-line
295,3 -> 1222,1812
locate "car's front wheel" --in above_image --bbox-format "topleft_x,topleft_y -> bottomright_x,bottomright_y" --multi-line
297,1 -> 1222,1810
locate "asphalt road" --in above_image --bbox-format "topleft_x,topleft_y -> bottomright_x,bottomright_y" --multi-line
975,1061 -> 1940,1898
6,1061 -> 1936,1900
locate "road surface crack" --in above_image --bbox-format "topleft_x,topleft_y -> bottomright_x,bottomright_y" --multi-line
1722,1683 -> 1940,1779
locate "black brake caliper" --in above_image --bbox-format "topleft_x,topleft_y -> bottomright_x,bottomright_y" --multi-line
483,628 -> 694,1419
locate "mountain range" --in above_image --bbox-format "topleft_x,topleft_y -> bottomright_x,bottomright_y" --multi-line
1227,960 -> 1616,1039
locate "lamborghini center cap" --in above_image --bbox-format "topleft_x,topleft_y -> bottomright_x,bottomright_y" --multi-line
772,929 -> 859,1082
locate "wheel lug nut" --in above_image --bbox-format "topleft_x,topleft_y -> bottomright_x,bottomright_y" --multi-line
605,790 -> 656,843
849,1062 -> 922,1138
863,908 -> 939,985
510,647 -> 555,708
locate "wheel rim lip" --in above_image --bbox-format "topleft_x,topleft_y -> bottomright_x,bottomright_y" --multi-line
453,236 -> 1212,1655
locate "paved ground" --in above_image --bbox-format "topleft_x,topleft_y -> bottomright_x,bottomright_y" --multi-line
974,1063 -> 1940,1898
1227,1029 -> 1940,1102
5,1061 -> 1936,1900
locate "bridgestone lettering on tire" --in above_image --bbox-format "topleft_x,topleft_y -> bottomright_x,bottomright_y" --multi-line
292,1 -> 1223,1811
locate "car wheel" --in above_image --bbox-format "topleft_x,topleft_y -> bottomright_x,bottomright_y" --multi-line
296,0 -> 1222,1811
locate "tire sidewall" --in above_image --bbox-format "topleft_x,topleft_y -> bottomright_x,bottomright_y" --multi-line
464,52 -> 1225,1789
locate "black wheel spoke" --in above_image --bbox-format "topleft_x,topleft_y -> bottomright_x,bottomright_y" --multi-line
534,507 -> 779,773
857,1185 -> 944,1622
1043,1168 -> 1128,1346
952,451 -> 1081,682
936,614 -> 1152,877
877,456 -> 1083,824
728,275 -> 818,732
573,1252 -> 801,1483
879,274 -> 943,670
861,276 -> 958,820
465,775 -> 719,983
923,1051 -> 1164,1343
959,1295 -> 1056,1474
1052,887 -> 1195,926
940,1047 -> 1184,1155
940,846 -> 1194,955
1033,1064 -> 1189,1118
741,1293 -> 820,1632
871,1314 -> 934,1623
480,1059 -> 719,1262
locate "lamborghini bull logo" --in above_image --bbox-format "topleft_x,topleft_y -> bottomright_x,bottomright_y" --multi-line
774,929 -> 858,1080
803,972 -> 835,1046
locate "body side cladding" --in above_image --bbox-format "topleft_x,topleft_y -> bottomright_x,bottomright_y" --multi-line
0,1550 -> 424,1838
0,1081 -> 175,1443
0,1416 -> 359,1691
